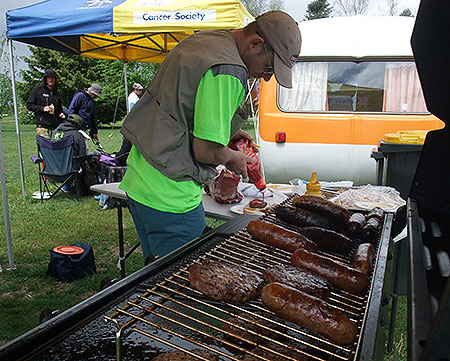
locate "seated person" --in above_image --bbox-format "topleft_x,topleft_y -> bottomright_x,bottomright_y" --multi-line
52,114 -> 100,194
113,137 -> 131,166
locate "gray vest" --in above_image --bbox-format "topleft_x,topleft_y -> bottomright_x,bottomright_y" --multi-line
121,30 -> 248,184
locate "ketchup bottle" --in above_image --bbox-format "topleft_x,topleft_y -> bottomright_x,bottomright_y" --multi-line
230,138 -> 266,191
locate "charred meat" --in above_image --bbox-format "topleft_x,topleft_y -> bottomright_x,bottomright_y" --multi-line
263,264 -> 331,298
189,260 -> 263,303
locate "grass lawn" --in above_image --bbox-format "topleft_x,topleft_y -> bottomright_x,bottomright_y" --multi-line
0,115 -> 407,360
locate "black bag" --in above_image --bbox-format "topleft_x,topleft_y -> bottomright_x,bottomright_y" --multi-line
46,242 -> 96,282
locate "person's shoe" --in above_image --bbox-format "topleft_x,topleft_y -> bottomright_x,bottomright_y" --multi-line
145,254 -> 159,266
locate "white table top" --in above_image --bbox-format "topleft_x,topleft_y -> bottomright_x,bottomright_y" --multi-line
91,182 -> 290,220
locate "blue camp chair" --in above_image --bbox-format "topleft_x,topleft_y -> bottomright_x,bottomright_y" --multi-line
31,135 -> 81,202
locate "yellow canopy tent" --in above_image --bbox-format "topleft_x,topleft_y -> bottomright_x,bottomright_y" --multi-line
7,0 -> 254,63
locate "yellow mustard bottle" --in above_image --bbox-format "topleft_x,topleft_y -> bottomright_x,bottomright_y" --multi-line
305,172 -> 322,197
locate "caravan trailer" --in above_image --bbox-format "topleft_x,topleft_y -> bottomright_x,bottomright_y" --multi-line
257,16 -> 444,185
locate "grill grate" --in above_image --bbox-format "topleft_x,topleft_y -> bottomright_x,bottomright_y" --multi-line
105,197 -> 388,361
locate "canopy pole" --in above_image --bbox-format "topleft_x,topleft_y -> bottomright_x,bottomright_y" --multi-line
0,40 -> 17,270
0,118 -> 15,271
124,62 -> 129,113
9,39 -> 26,200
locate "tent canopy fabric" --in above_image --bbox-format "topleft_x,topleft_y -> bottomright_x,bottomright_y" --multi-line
6,0 -> 254,63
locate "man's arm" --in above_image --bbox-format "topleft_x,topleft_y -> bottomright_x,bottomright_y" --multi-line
67,93 -> 81,116
26,87 -> 44,113
192,137 -> 252,178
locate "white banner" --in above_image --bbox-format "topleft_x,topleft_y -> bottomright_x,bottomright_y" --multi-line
134,10 -> 216,23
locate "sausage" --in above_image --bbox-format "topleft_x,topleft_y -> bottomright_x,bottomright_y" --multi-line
348,213 -> 366,234
261,282 -> 358,345
363,217 -> 383,242
247,220 -> 317,253
351,243 -> 374,276
292,195 -> 350,225
297,226 -> 353,255
291,249 -> 369,294
366,207 -> 384,221
275,206 -> 339,230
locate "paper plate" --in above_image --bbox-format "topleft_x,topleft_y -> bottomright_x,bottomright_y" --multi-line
354,201 -> 397,212
53,246 -> 84,256
32,191 -> 51,200
229,205 -> 265,216
266,183 -> 293,195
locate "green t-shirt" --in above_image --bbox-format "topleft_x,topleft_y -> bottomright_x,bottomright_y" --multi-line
120,67 -> 245,213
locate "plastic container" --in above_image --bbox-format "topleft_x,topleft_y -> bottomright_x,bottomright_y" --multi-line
305,172 -> 322,197
230,138 -> 266,190
384,130 -> 429,144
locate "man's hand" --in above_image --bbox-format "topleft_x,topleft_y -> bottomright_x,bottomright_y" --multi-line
193,137 -> 252,179
229,129 -> 258,153
92,134 -> 99,142
59,113 -> 66,119
43,106 -> 52,112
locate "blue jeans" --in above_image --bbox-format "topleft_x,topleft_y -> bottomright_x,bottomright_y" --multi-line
127,196 -> 207,260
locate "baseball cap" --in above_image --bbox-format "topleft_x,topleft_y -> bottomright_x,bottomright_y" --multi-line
68,114 -> 83,127
88,83 -> 103,97
256,11 -> 301,88
133,83 -> 143,90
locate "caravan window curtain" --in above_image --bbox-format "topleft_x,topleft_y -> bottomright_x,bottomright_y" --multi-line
383,62 -> 427,113
278,62 -> 328,111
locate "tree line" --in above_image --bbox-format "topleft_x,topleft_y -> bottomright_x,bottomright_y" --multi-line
1,0 -> 414,122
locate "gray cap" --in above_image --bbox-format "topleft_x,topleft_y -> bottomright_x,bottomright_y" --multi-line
256,11 -> 301,88
88,83 -> 103,97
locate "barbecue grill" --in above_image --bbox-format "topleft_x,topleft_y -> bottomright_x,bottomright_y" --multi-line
0,195 -> 394,361
406,0 -> 450,360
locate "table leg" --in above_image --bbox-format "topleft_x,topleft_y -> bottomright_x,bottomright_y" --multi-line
117,203 -> 125,278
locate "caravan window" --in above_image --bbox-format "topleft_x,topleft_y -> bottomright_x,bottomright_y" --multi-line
278,61 -> 428,113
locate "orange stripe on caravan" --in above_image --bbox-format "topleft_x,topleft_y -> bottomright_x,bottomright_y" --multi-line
258,77 -> 444,145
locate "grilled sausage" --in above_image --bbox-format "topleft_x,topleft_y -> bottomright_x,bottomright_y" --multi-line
351,243 -> 374,276
247,220 -> 318,253
291,249 -> 369,294
297,226 -> 353,255
366,207 -> 384,221
348,213 -> 366,234
292,195 -> 350,225
261,282 -> 358,345
275,206 -> 339,230
363,217 -> 383,242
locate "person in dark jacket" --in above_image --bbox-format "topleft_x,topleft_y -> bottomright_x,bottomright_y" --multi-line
27,68 -> 65,138
68,83 -> 102,142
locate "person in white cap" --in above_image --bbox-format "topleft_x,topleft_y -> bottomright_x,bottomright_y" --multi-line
128,83 -> 144,112
120,11 -> 301,264
68,83 -> 103,142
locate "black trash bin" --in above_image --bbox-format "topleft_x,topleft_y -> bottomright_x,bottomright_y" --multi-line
371,140 -> 424,200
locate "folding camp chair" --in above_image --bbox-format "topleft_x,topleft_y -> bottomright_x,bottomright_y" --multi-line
31,135 -> 81,202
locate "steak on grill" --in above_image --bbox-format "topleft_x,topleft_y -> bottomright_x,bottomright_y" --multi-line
189,260 -> 263,303
263,264 -> 331,298
151,349 -> 219,361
